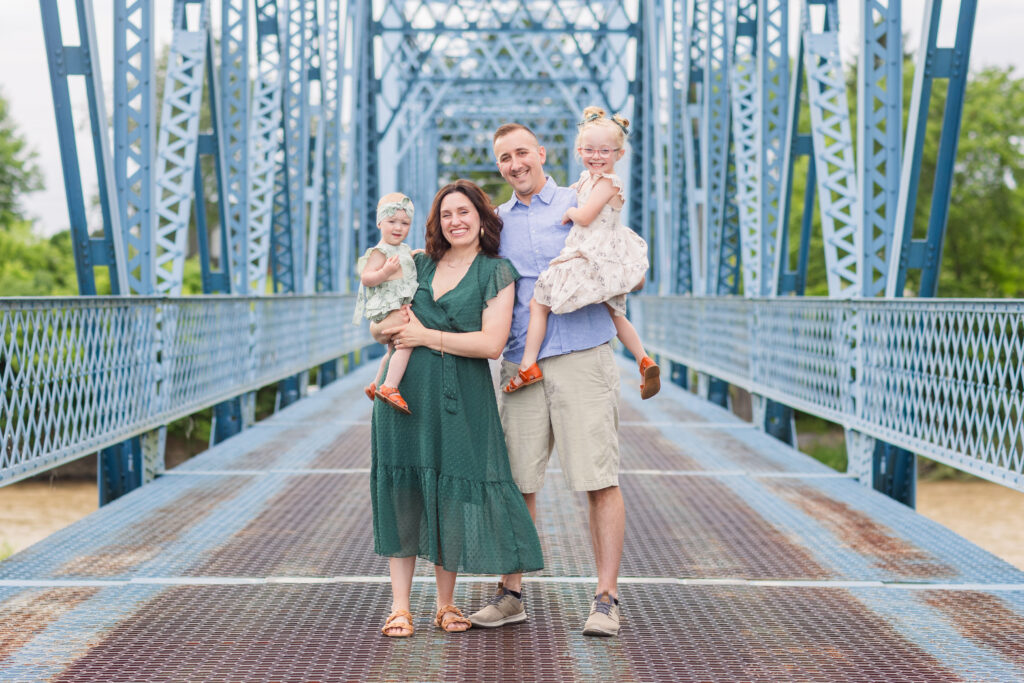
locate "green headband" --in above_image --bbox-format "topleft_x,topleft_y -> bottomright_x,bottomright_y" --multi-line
377,197 -> 414,224
579,112 -> 628,136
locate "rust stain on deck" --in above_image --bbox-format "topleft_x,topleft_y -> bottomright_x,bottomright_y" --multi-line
310,423 -> 371,469
923,591 -> 1024,669
188,470 -> 376,576
766,481 -> 957,579
0,588 -> 99,663
621,476 -> 834,580
619,424 -> 704,471
55,477 -> 249,577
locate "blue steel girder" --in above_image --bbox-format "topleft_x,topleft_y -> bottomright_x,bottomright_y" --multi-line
857,0 -> 901,298
758,0 -> 788,295
278,0 -> 311,294
351,0 -> 378,270
887,0 -> 978,297
801,0 -> 860,299
114,0 -> 156,296
221,0 -> 250,295
248,0 -> 284,295
320,0 -> 346,292
640,0 -> 673,294
302,2 -> 325,294
718,132 -> 742,295
153,0 -> 211,296
729,0 -> 760,296
670,0 -> 693,294
371,1 -> 640,213
771,29 -> 813,296
39,0 -> 129,296
701,0 -> 731,297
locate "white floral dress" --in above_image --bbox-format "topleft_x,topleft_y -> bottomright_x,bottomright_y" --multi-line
352,242 -> 418,324
533,171 -> 648,316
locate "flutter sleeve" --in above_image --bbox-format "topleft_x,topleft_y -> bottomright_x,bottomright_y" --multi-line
481,256 -> 520,306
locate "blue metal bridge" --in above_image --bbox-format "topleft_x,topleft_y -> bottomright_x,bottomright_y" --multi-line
2,0 -> 1024,680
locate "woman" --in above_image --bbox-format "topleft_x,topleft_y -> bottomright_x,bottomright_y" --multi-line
370,179 -> 544,637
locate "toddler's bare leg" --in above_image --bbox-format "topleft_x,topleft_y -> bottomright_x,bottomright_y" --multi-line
520,299 -> 551,370
607,303 -> 648,361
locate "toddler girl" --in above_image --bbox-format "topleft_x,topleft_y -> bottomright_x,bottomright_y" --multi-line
503,107 -> 660,399
354,193 -> 418,414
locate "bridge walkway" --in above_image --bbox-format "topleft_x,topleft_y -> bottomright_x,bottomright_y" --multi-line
1,357 -> 1023,681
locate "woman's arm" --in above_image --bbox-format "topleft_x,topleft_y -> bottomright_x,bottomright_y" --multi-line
561,177 -> 621,227
382,283 -> 515,360
360,250 -> 401,287
369,307 -> 409,344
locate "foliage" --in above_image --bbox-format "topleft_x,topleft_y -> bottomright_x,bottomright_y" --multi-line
0,91 -> 43,230
0,223 -> 80,296
783,63 -> 1024,298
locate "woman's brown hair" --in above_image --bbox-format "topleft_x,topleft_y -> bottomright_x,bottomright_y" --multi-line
425,179 -> 503,260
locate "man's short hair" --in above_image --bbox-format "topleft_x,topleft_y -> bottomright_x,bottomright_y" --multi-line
493,123 -> 539,146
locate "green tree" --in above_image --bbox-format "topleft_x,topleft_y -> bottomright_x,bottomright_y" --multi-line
782,61 -> 1024,298
937,67 -> 1024,297
0,90 -> 44,230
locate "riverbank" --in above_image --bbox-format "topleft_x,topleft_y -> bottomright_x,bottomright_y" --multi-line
1,478 -> 1022,569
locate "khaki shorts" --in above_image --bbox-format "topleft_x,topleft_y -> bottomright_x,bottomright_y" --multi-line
499,344 -> 620,493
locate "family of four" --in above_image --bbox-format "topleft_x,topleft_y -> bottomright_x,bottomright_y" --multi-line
353,109 -> 660,639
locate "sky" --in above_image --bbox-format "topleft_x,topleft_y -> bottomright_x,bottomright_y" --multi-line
2,0 -> 1022,237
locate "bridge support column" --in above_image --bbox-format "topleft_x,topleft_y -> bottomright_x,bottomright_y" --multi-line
872,442 -> 917,508
98,438 -> 143,506
698,373 -> 730,410
752,395 -> 797,448
276,373 -> 307,410
212,398 -> 244,444
845,430 -> 916,508
669,361 -> 689,390
318,360 -> 338,387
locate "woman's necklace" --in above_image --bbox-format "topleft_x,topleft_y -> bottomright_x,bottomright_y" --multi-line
442,252 -> 477,269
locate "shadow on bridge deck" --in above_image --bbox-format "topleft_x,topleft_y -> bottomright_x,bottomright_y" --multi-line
1,357 -> 1023,681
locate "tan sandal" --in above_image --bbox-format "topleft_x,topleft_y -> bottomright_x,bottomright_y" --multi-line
639,356 -> 660,400
381,609 -> 414,637
434,604 -> 472,633
364,383 -> 377,402
503,362 -> 543,393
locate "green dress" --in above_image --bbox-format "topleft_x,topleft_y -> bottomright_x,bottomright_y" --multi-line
371,253 -> 544,574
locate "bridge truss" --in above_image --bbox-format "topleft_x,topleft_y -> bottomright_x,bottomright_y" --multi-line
11,0 -> 1019,505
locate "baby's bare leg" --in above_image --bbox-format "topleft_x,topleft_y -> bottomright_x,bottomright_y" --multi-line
381,346 -> 412,389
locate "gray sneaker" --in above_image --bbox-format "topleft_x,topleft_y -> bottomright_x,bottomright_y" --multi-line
582,592 -> 620,637
468,583 -> 527,628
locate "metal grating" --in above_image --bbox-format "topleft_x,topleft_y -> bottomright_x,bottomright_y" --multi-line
1,359 -> 1023,680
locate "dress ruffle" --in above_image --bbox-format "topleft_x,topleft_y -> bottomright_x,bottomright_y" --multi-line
371,464 -> 544,574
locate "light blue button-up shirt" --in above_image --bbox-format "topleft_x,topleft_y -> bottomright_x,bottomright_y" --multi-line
498,176 -> 616,365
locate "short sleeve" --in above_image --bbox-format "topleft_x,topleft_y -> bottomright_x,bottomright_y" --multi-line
599,172 -> 626,204
355,246 -> 384,276
481,257 -> 520,304
414,251 -> 433,278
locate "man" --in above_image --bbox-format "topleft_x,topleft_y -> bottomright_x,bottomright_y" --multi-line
468,123 -> 625,637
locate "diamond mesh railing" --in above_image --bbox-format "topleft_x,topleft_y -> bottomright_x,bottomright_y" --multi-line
0,296 -> 371,485
636,296 -> 1024,491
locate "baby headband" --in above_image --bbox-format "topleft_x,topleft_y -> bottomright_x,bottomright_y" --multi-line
377,196 -> 414,224
579,112 -> 629,136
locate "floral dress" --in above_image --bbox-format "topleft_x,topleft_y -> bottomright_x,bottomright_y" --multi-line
352,242 -> 418,324
532,171 -> 648,316
371,253 -> 544,574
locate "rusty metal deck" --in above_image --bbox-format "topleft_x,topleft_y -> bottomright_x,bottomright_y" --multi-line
2,357 -> 1023,681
